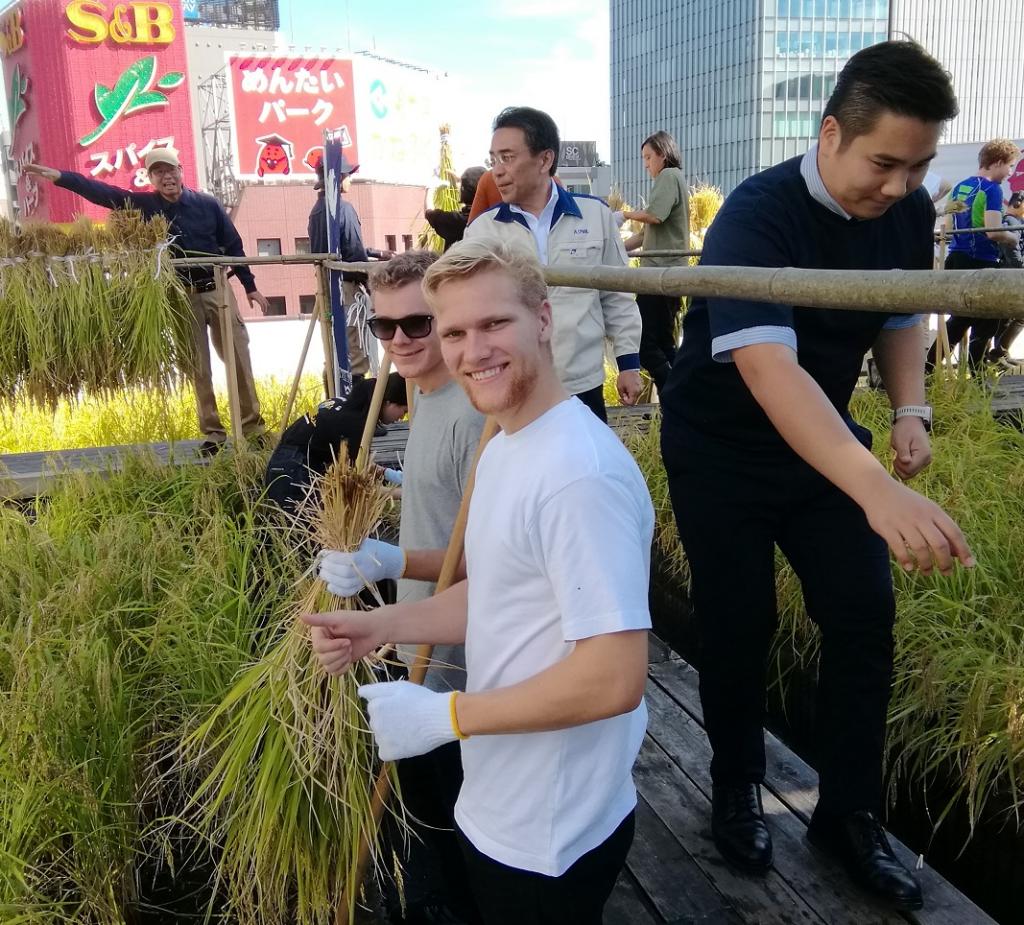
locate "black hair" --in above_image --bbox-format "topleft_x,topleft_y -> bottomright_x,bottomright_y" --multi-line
821,41 -> 958,143
460,166 -> 486,207
493,106 -> 560,176
342,373 -> 408,415
383,371 -> 408,408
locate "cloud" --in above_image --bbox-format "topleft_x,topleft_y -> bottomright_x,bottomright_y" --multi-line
443,4 -> 610,169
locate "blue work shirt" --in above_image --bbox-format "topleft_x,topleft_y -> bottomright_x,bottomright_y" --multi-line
55,171 -> 257,292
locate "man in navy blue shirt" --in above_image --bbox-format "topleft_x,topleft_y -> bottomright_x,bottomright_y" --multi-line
25,148 -> 268,452
308,156 -> 393,380
660,42 -> 974,910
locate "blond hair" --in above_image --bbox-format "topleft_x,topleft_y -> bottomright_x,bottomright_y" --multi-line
368,249 -> 438,295
978,138 -> 1021,169
422,239 -> 547,312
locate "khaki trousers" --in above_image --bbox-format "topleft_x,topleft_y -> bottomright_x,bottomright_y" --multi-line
342,280 -> 370,376
189,287 -> 265,441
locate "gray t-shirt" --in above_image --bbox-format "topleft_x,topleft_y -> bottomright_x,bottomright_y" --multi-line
397,378 -> 485,691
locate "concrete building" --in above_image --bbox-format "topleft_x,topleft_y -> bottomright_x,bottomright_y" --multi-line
181,18 -> 436,321
610,0 -> 1024,203
229,180 -> 427,322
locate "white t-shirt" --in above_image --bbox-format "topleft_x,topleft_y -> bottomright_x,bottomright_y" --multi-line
455,397 -> 654,876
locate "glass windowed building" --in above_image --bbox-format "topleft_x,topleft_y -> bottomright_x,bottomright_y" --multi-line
611,0 -> 1024,202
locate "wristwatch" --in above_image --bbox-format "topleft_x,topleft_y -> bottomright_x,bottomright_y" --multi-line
892,404 -> 933,432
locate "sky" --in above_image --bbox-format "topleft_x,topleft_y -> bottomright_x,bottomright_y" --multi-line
275,0 -> 610,171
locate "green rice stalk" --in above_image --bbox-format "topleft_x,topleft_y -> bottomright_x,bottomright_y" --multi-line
418,124 -> 460,252
177,456 -> 404,925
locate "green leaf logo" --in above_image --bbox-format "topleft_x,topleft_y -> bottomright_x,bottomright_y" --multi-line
7,64 -> 28,147
79,56 -> 184,148
157,72 -> 184,90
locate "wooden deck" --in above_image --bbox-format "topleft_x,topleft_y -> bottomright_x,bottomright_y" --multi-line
610,639 -> 995,925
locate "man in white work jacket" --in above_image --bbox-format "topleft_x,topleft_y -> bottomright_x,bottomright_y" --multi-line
465,106 -> 643,421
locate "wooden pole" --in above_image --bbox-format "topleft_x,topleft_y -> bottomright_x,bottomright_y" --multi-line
354,351 -> 393,471
405,380 -> 416,423
336,417 -> 499,924
540,265 -> 1024,318
278,299 -> 323,437
935,225 -> 952,373
317,262 -> 337,400
215,268 -> 245,450
165,257 -> 1024,321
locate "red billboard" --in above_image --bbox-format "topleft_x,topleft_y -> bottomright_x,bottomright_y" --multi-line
1,0 -> 197,222
226,53 -> 358,181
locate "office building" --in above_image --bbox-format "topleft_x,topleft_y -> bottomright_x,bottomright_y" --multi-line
611,0 -> 1024,201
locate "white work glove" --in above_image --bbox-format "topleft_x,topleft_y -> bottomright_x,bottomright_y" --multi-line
382,467 -> 403,486
358,680 -> 459,761
612,210 -> 626,227
319,538 -> 405,598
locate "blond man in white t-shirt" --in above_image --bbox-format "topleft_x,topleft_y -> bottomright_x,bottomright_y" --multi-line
304,239 -> 654,924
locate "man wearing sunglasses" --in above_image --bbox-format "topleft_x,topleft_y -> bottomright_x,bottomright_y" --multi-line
320,249 -> 485,923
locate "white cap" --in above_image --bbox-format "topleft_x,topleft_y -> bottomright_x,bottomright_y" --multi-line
144,147 -> 181,171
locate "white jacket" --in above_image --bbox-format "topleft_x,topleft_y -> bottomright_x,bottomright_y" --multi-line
465,186 -> 641,394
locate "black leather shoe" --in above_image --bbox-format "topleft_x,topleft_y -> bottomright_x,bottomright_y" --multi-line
198,440 -> 223,457
711,784 -> 773,873
807,810 -> 923,911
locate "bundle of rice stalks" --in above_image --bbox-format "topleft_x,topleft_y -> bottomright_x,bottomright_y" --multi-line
0,212 -> 194,410
688,182 -> 724,243
418,124 -> 460,252
178,454 -> 401,925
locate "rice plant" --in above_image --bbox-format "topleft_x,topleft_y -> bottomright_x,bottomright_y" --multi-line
417,124 -> 460,253
0,375 -> 324,455
0,213 -> 195,410
177,456 -> 402,925
0,452 -> 293,923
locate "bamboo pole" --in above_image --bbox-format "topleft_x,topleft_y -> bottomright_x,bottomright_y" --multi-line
405,380 -> 416,423
317,263 -> 337,400
278,299 -> 323,437
336,417 -> 500,924
355,352 -> 393,471
165,257 -> 1024,320
541,265 -> 1024,318
215,268 -> 245,450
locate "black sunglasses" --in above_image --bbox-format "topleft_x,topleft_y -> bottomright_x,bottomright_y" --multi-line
367,314 -> 434,340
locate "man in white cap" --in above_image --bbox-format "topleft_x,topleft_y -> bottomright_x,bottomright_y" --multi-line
26,149 -> 269,452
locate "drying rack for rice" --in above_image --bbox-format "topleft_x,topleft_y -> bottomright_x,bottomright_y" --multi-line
0,212 -> 195,410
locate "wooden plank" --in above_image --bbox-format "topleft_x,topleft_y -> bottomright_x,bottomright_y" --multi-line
644,678 -> 906,925
648,633 -> 679,665
627,795 -> 742,925
649,661 -> 996,925
634,735 -> 824,925
604,868 -> 662,925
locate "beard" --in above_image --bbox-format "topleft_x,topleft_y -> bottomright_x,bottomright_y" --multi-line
465,355 -> 536,417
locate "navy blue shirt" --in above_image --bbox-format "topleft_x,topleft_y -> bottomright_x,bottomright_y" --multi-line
55,171 -> 257,292
307,194 -> 367,281
660,155 -> 934,455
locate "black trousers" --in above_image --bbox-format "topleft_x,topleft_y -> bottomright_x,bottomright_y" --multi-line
394,740 -> 482,923
457,811 -> 634,925
926,252 -> 1002,371
991,318 -> 1024,359
636,293 -> 680,390
661,423 -> 895,818
574,385 -> 608,423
